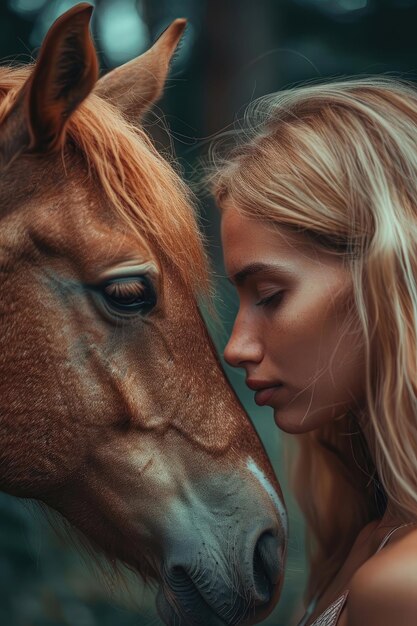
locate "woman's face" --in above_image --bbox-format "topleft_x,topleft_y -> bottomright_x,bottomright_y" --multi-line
221,204 -> 366,433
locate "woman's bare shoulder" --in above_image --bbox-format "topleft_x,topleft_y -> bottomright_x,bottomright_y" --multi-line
346,526 -> 417,626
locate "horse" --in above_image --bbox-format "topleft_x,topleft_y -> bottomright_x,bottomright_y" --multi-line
0,4 -> 287,625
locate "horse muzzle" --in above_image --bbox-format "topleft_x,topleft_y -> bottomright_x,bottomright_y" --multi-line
154,477 -> 286,626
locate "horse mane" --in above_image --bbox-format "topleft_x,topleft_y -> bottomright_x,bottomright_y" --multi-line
0,65 -> 211,300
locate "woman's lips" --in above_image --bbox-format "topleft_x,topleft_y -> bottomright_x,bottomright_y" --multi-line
254,385 -> 284,406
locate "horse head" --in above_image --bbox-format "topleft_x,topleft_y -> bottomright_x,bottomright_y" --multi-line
0,4 -> 287,624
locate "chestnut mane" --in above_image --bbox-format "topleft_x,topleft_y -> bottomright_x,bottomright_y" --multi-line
0,65 -> 210,298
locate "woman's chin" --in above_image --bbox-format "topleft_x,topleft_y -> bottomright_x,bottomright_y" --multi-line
273,408 -> 319,434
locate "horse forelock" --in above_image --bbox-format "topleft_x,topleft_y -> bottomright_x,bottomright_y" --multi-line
0,65 -> 211,304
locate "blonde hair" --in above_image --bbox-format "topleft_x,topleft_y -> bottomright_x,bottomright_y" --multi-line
210,75 -> 417,599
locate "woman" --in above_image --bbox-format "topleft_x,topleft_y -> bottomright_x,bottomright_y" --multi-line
210,76 -> 417,626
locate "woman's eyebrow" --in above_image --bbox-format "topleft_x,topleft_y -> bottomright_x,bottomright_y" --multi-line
228,262 -> 294,285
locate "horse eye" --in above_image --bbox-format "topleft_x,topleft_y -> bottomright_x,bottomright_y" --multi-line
101,276 -> 157,314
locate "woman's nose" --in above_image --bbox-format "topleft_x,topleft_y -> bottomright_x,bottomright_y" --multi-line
224,316 -> 263,368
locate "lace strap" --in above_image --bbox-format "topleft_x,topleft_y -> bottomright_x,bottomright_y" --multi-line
375,521 -> 417,553
310,590 -> 349,626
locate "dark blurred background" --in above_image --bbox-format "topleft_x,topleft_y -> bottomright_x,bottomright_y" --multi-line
1,0 -> 417,624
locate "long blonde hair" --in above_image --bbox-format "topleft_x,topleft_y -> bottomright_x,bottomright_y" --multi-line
209,76 -> 417,599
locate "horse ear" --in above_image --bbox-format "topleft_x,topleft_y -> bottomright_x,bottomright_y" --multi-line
0,2 -> 98,169
95,19 -> 186,123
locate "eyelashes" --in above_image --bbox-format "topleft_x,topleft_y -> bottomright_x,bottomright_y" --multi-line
256,290 -> 285,308
104,279 -> 146,303
96,275 -> 157,318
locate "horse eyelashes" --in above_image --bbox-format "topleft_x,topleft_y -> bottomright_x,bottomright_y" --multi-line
100,275 -> 157,315
104,279 -> 145,301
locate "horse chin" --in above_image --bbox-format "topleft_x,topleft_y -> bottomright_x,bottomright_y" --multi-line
156,587 -> 228,626
156,583 -> 282,626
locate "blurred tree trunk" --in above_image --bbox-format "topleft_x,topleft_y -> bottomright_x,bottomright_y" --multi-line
205,0 -> 280,135
203,0 -> 281,267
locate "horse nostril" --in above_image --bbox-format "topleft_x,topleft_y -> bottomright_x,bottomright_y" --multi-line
167,565 -> 194,596
253,531 -> 281,602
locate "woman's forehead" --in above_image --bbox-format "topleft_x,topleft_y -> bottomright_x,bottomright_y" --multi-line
221,203 -> 317,257
221,203 -> 348,285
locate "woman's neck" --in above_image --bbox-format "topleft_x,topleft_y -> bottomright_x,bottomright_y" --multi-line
376,504 -> 410,528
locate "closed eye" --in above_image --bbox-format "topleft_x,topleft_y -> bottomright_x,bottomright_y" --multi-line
256,291 -> 285,308
102,276 -> 156,314
104,278 -> 147,305
89,274 -> 157,320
